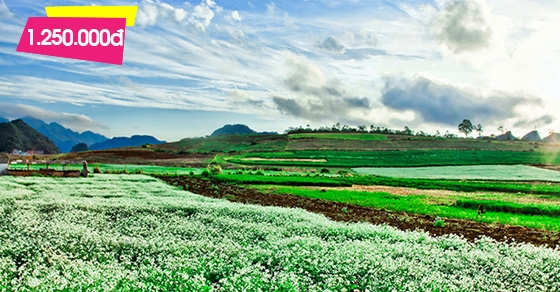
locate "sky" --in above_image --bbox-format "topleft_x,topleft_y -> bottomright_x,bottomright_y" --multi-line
0,0 -> 559,141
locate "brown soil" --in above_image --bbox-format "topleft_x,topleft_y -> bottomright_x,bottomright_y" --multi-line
7,169 -> 80,177
155,175 -> 560,248
58,149 -> 213,167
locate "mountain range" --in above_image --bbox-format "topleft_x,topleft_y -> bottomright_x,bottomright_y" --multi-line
20,117 -> 109,153
0,119 -> 59,154
89,135 -> 166,150
1,117 -> 165,152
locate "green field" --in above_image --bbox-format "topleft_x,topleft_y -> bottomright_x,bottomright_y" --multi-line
289,133 -> 388,141
211,171 -> 560,195
353,165 -> 560,181
256,185 -> 560,231
227,149 -> 560,167
1,174 -> 559,291
94,164 -> 200,175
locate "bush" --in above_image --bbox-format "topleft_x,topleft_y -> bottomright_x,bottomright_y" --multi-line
320,168 -> 330,173
433,217 -> 445,228
208,164 -> 223,175
93,166 -> 101,174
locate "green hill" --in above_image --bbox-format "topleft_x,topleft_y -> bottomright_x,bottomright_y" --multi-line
0,119 -> 60,154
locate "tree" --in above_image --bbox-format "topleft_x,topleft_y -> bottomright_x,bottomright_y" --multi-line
498,126 -> 504,134
458,119 -> 474,138
70,143 -> 89,152
475,124 -> 483,137
403,126 -> 413,136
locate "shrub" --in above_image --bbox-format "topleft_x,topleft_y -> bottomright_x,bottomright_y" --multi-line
433,217 -> 445,228
320,168 -> 330,174
93,166 -> 101,174
208,164 -> 223,175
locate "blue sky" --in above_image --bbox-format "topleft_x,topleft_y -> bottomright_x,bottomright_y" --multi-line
1,0 -> 559,141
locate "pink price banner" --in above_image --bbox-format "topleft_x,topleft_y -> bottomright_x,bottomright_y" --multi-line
16,17 -> 127,65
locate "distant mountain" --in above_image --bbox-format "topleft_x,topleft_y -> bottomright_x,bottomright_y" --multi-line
89,135 -> 166,150
521,130 -> 542,141
20,117 -> 108,152
544,133 -> 560,143
211,124 -> 277,136
211,124 -> 256,136
0,119 -> 60,154
0,117 -> 8,124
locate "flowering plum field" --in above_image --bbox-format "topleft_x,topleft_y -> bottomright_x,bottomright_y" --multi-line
1,174 -> 559,291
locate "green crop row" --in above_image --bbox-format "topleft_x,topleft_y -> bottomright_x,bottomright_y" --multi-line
257,186 -> 560,232
210,174 -> 352,187
227,149 -> 560,167
455,199 -> 560,217
205,172 -> 560,195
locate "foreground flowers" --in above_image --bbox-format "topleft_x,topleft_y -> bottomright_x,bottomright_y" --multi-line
0,174 -> 558,291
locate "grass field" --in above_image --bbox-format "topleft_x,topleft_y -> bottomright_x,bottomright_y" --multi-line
353,165 -> 560,181
93,164 -> 200,175
227,149 -> 560,167
289,133 -> 388,141
256,185 -> 560,231
1,174 -> 559,291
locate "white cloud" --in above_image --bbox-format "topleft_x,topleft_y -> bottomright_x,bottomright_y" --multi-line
433,0 -> 493,54
0,0 -> 12,18
227,10 -> 242,22
189,0 -> 219,31
0,103 -> 107,131
136,0 -> 188,27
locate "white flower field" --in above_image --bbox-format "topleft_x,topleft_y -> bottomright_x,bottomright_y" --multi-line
0,174 -> 559,291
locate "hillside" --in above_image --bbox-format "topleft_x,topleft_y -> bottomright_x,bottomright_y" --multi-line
0,119 -> 60,154
210,124 -> 278,136
89,135 -> 166,150
211,124 -> 257,136
21,117 -> 108,152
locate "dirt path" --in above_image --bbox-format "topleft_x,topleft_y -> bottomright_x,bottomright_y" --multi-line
155,176 -> 560,248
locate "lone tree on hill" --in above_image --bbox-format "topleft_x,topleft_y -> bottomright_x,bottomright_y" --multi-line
475,124 -> 483,137
458,119 -> 474,138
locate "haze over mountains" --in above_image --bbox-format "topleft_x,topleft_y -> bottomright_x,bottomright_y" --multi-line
21,117 -> 108,153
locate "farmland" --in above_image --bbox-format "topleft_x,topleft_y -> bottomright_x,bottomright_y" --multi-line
5,132 -> 560,290
1,174 -> 560,290
225,149 -> 560,167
